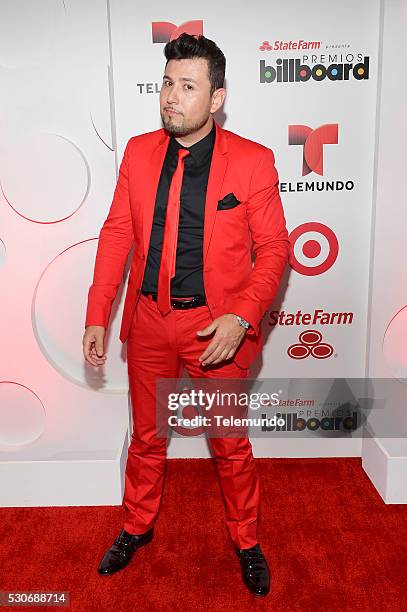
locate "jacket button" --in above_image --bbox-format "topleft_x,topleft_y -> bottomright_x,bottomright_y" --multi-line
136,287 -> 141,294
142,254 -> 145,260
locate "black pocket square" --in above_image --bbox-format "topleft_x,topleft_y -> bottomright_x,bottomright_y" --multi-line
217,192 -> 241,210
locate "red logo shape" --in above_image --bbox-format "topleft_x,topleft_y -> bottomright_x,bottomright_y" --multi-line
288,124 -> 338,176
170,403 -> 205,437
288,329 -> 334,360
152,20 -> 203,43
289,222 -> 339,276
259,40 -> 273,51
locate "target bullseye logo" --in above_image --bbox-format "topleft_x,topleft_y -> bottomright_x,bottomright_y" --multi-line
171,403 -> 204,437
289,222 -> 339,276
288,329 -> 334,360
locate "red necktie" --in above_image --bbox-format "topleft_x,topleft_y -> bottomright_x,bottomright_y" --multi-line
157,147 -> 190,315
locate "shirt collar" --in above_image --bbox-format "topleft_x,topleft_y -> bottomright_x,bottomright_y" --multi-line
169,120 -> 216,165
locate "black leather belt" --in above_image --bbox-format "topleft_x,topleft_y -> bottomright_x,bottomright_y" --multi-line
141,291 -> 206,309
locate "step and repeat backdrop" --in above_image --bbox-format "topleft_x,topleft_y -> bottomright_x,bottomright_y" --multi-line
112,1 -> 379,385
0,0 -> 387,471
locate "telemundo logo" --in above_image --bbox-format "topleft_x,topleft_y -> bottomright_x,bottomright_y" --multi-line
260,57 -> 369,83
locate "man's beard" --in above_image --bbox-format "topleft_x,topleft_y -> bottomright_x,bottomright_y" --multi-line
161,111 -> 210,137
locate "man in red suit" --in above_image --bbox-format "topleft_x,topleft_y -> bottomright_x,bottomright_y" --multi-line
83,33 -> 290,597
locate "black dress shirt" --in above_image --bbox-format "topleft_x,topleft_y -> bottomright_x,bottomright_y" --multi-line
141,120 -> 216,297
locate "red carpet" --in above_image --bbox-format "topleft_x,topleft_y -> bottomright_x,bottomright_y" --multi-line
0,458 -> 406,611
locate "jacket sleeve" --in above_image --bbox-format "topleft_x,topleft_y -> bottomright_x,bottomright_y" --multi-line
226,147 -> 290,335
84,139 -> 134,329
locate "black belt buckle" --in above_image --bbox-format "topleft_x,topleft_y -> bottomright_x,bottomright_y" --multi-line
170,295 -> 206,309
141,291 -> 206,309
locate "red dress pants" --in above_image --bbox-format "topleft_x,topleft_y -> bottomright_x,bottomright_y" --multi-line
122,293 -> 260,549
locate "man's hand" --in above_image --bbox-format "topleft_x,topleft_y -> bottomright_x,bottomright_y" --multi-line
83,325 -> 107,366
197,314 -> 247,366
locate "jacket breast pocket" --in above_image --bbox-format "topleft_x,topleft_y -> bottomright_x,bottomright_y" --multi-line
217,192 -> 241,210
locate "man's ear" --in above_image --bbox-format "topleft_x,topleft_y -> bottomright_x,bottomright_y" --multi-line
210,88 -> 226,113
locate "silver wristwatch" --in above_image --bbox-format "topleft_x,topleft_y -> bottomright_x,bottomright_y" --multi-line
236,315 -> 250,330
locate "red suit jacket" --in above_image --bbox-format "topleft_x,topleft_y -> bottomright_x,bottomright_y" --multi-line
85,120 -> 290,369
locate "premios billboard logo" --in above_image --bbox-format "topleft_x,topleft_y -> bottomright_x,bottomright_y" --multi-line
152,20 -> 203,43
261,410 -> 358,432
259,53 -> 369,84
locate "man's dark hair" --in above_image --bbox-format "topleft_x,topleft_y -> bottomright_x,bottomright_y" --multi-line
164,33 -> 226,95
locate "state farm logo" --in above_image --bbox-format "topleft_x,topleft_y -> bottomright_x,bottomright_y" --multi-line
289,222 -> 339,276
268,308 -> 354,360
269,308 -> 354,326
288,330 -> 334,360
259,40 -> 322,52
152,20 -> 203,43
288,124 -> 338,176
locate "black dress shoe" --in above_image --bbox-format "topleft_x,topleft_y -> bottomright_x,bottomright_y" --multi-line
97,527 -> 153,575
236,543 -> 270,596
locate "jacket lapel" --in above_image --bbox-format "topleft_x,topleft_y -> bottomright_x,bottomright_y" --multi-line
142,130 -> 170,256
203,121 -> 228,259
